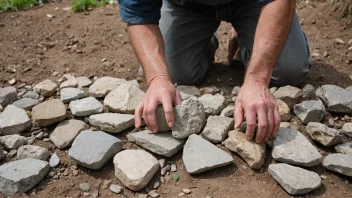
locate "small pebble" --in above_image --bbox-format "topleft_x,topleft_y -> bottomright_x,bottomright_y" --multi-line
80,183 -> 91,192
159,159 -> 166,168
182,189 -> 191,194
73,170 -> 79,176
178,192 -> 185,197
153,181 -> 160,189
320,175 -> 327,180
171,164 -> 177,172
109,184 -> 122,194
148,190 -> 159,198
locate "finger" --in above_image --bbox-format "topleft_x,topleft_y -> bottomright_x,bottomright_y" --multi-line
142,100 -> 150,131
234,102 -> 244,128
134,102 -> 144,128
146,98 -> 160,133
266,108 -> 274,139
161,94 -> 174,128
174,90 -> 182,106
255,108 -> 268,143
272,105 -> 281,137
244,105 -> 257,141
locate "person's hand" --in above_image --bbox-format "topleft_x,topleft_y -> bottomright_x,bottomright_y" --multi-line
234,80 -> 280,143
135,76 -> 182,132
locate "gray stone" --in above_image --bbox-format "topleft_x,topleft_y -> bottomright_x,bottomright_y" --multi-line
126,79 -> 139,88
306,122 -> 343,147
342,123 -> 352,137
201,116 -> 234,143
110,184 -> 122,194
33,79 -> 57,97
17,145 -> 50,160
127,130 -> 185,157
31,99 -> 66,127
76,76 -> 92,88
89,113 -> 134,133
293,100 -> 326,124
148,190 -> 159,198
171,164 -> 177,172
6,149 -> 17,158
302,84 -> 316,100
0,135 -> 27,150
0,105 -> 31,135
274,86 -> 302,109
89,76 -> 127,98
272,127 -> 322,167
323,153 -> 352,177
317,85 -> 352,113
201,86 -> 220,95
346,86 -> 352,92
231,86 -> 241,96
80,183 -> 91,192
49,153 -> 60,168
60,88 -> 87,103
220,104 -> 234,117
277,99 -> 291,122
50,120 -> 88,149
183,134 -> 233,174
172,98 -> 205,139
113,150 -> 159,191
22,91 -> 39,99
69,97 -> 103,117
0,86 -> 17,106
0,158 -> 49,195
13,98 -> 39,111
268,163 -> 321,195
198,94 -> 226,116
60,78 -> 78,89
155,105 -> 171,132
177,85 -> 201,97
335,142 -> 352,154
69,130 -> 122,169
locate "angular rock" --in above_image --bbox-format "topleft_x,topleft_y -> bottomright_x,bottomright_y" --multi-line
31,99 -> 66,127
183,134 -> 233,174
89,76 -> 127,98
13,98 -> 39,111
302,84 -> 316,100
76,76 -> 93,88
51,119 -> 88,148
201,116 -> 234,143
231,86 -> 241,96
60,88 -> 87,103
293,100 -> 326,124
335,142 -> 352,154
342,123 -> 352,137
155,105 -> 171,132
49,153 -> 60,168
89,113 -> 134,133
33,79 -> 57,97
277,99 -> 291,122
0,105 -> 31,135
272,127 -> 322,167
0,158 -> 49,195
323,153 -> 352,177
220,104 -> 234,117
127,130 -> 185,157
306,122 -> 343,147
269,163 -> 321,195
60,78 -> 78,89
0,86 -> 17,106
224,130 -> 266,169
69,97 -> 103,117
201,86 -> 220,95
17,145 -> 50,160
22,91 -> 39,99
318,85 -> 352,113
126,79 -> 139,88
198,94 -> 226,116
69,130 -> 122,169
177,85 -> 201,97
274,86 -> 302,109
0,135 -> 27,150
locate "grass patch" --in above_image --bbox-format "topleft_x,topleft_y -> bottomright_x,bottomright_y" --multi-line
71,0 -> 108,12
0,0 -> 47,11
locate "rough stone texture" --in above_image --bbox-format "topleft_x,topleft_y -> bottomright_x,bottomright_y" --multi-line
302,84 -> 316,100
0,135 -> 27,150
224,130 -> 266,169
22,91 -> 39,99
155,106 -> 171,132
50,120 -> 88,149
68,130 -> 122,169
127,130 -> 185,157
126,79 -> 139,88
31,99 -> 66,127
201,86 -> 220,95
0,158 -> 49,195
172,98 -> 205,139
335,142 -> 352,154
318,84 -> 352,113
323,153 -> 352,177
0,105 -> 31,135
272,127 -> 322,167
220,104 -> 234,117
293,100 -> 326,124
198,94 -> 226,116
60,79 -> 78,89
177,85 -> 201,97
342,123 -> 352,137
104,83 -> 145,114
268,163 -> 321,195
60,88 -> 87,103
183,134 -> 233,174
69,97 -> 103,117
113,150 -> 159,191
306,122 -> 343,147
33,79 -> 57,97
49,153 -> 60,168
0,86 -> 17,106
13,98 -> 39,111
274,86 -> 302,109
277,99 -> 291,122
89,113 -> 134,133
17,145 -> 50,160
347,86 -> 352,92
76,76 -> 92,88
200,116 -> 234,143
89,76 -> 127,98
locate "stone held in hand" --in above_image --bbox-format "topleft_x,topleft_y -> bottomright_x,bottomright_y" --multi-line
306,122 -> 343,147
293,100 -> 326,124
155,105 -> 171,132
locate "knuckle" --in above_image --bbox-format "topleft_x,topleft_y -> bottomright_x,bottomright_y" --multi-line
248,104 -> 256,110
247,123 -> 256,128
258,123 -> 267,128
146,109 -> 154,114
164,109 -> 173,114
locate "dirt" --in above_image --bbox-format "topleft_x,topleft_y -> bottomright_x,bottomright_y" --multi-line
0,0 -> 351,197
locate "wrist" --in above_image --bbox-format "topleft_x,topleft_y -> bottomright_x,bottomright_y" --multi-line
244,74 -> 271,87
148,74 -> 172,86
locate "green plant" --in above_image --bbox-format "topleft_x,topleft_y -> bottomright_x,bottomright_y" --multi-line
71,0 -> 108,12
0,0 -> 41,11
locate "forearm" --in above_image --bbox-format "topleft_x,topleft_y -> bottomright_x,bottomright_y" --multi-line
245,0 -> 296,85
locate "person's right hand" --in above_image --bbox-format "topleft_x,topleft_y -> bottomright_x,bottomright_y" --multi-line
134,76 -> 182,132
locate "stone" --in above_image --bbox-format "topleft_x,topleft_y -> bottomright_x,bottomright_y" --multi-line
127,130 -> 184,157
69,130 -> 122,169
182,189 -> 191,194
273,85 -> 302,108
323,153 -> 352,177
268,163 -> 321,195
126,79 -> 139,88
22,91 -> 39,99
89,76 -> 127,98
33,79 -> 57,97
6,149 -> 17,158
346,86 -> 352,92
155,105 -> 171,132
80,183 -> 91,192
335,142 -> 352,154
277,99 -> 291,122
0,158 -> 49,195
60,88 -> 87,103
0,105 -> 31,135
220,104 -> 234,117
17,145 -> 50,160
172,98 -> 205,139
302,84 -> 316,100
198,94 -> 226,116
0,86 -> 17,106
69,97 -> 103,117
342,123 -> 352,137
270,87 -> 278,94
0,135 -> 27,150
13,98 -> 39,111
50,120 -> 88,149
272,127 -> 322,167
35,132 -> 44,140
161,165 -> 171,176
177,85 -> 201,97
183,134 -> 233,174
76,76 -> 92,88
231,86 -> 241,96
104,83 -> 145,114
293,100 -> 326,124
306,122 -> 343,147
31,99 -> 66,127
89,113 -> 134,133
201,86 -> 220,95
200,116 -> 234,143
113,150 -> 159,191
148,190 -> 159,198
49,153 -> 60,168
178,192 -> 185,197
153,181 -> 160,189
171,164 -> 177,172
60,78 -> 78,89
110,184 -> 122,194
224,130 -> 266,169
317,85 -> 352,113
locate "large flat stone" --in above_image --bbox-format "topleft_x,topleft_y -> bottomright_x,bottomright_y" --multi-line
306,122 -> 343,147
323,153 -> 352,177
17,145 -> 50,160
335,142 -> 352,154
89,76 -> 127,98
177,86 -> 201,97
0,105 -> 31,135
69,97 -> 103,117
31,99 -> 66,127
60,88 -> 87,103
50,120 -> 88,149
198,94 -> 226,116
293,100 -> 326,124
274,86 -> 302,109
277,99 -> 291,122
13,98 -> 39,111
0,86 -> 17,106
200,116 -> 233,143
318,84 -> 352,113
0,135 -> 27,150
76,76 -> 93,88
89,113 -> 134,133
33,79 -> 57,97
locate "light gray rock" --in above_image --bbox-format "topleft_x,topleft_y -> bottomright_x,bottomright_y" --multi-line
60,78 -> 78,89
346,86 -> 352,92
274,86 -> 302,109
22,91 -> 39,99
220,104 -> 234,117
89,76 -> 127,98
113,150 -> 159,191
183,134 -> 233,174
60,88 -> 87,103
306,122 -> 343,147
0,135 -> 27,150
293,100 -> 326,124
49,153 -> 60,168
13,98 -> 39,111
198,94 -> 226,116
76,76 -> 92,88
272,127 -> 322,167
302,84 -> 316,100
201,116 -> 234,143
0,158 -> 49,195
277,99 -> 291,122
33,79 -> 57,97
17,145 -> 50,160
318,85 -> 352,113
0,86 -> 17,106
335,142 -> 352,154
0,105 -> 31,135
31,99 -> 66,127
110,184 -> 122,194
69,97 -> 103,117
126,79 -> 139,88
89,113 -> 134,133
342,123 -> 352,137
201,86 -> 220,95
268,163 -> 321,195
231,86 -> 241,96
177,85 -> 201,97
323,153 -> 352,177
155,105 -> 171,132
6,149 -> 17,158
50,120 -> 88,149
127,130 -> 185,157
68,130 -> 122,169
172,98 -> 205,139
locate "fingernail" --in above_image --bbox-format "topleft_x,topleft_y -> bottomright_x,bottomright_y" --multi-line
168,122 -> 173,128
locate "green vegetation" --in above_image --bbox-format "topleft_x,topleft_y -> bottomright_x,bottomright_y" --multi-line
71,0 -> 108,12
0,0 -> 47,11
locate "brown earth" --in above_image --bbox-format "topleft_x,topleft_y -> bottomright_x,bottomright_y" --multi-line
0,0 -> 352,197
